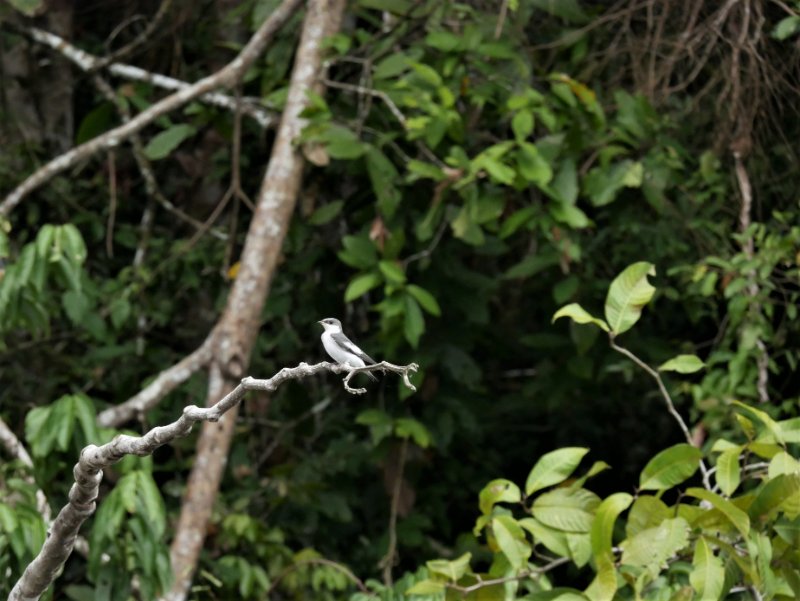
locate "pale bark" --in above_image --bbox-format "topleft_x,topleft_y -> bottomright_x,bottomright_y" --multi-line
8,361 -> 417,601
162,1 -> 346,598
0,417 -> 51,523
0,0 -> 302,217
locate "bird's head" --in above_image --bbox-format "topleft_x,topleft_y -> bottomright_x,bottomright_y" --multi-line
318,317 -> 342,332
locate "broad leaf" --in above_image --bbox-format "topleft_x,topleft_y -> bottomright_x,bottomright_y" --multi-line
639,444 -> 702,491
478,479 -> 521,515
426,552 -> 471,581
715,447 -> 742,496
526,447 -> 590,495
684,488 -> 750,538
590,493 -> 633,562
492,515 -> 531,569
143,124 -> 197,160
620,517 -> 690,574
690,537 -> 724,601
344,273 -> 381,302
604,262 -> 656,335
658,354 -> 705,374
532,487 -> 600,533
552,303 -> 610,332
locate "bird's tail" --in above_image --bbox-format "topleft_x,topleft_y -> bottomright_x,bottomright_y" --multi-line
365,369 -> 379,382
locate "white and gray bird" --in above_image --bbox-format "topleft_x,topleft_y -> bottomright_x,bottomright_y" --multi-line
318,317 -> 379,381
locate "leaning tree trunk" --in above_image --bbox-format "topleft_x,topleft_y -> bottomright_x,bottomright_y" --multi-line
162,1 -> 346,599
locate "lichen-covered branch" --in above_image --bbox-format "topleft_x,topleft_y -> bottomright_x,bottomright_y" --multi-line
9,361 -> 416,601
0,0 -> 302,217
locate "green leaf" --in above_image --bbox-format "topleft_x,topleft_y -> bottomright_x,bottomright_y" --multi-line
620,517 -> 690,573
338,235 -> 377,269
748,474 -> 800,521
529,0 -> 589,23
584,559 -> 617,601
604,262 -> 656,335
773,15 -> 800,40
552,303 -> 610,332
405,579 -> 445,595
355,409 -> 393,445
532,487 -> 600,533
426,552 -> 471,581
394,417 -> 431,448
733,400 -> 784,444
62,290 -> 89,325
658,354 -> 705,374
626,495 -> 670,537
492,515 -> 530,569
517,143 -> 553,186
320,125 -> 367,159
309,200 -> 344,225
143,124 -> 197,160
406,285 -> 441,316
403,295 -> 425,348
512,111 -> 534,140
684,488 -> 750,538
109,297 -> 131,329
344,273 -> 381,302
378,260 -> 406,285
715,447 -> 742,496
590,493 -> 633,562
690,537 -> 724,601
639,443 -> 702,491
519,517 -> 570,558
504,253 -> 560,279
769,451 -> 800,478
478,479 -> 521,515
526,447 -> 590,495
425,31 -> 461,52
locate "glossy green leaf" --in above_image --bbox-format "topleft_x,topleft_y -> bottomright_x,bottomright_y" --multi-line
639,443 -> 702,491
405,579 -> 445,595
478,479 -> 521,515
492,515 -> 531,569
604,262 -> 656,335
552,303 -> 610,332
684,488 -> 750,538
590,493 -> 633,562
532,487 -> 600,533
143,124 -> 197,160
519,517 -> 570,558
584,559 -> 617,601
626,495 -> 670,537
768,451 -> 800,478
344,272 -> 381,302
658,354 -> 705,374
690,537 -> 724,601
715,447 -> 742,496
406,285 -> 441,316
526,447 -> 590,495
748,474 -> 800,520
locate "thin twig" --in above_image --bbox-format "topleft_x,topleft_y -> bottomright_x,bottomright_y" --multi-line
446,557 -> 571,594
609,337 -> 712,490
0,417 -> 51,523
105,151 -> 117,258
93,0 -> 174,70
380,437 -> 408,586
267,557 -> 374,596
321,78 -> 407,127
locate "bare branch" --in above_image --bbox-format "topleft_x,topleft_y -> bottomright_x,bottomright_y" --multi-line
0,417 -> 51,523
0,0 -> 303,217
446,557 -> 571,594
342,361 -> 419,395
9,361 -> 418,601
96,335 -> 214,428
609,337 -> 712,490
23,25 -> 274,128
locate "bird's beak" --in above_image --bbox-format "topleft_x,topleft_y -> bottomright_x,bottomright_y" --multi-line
317,320 -> 324,325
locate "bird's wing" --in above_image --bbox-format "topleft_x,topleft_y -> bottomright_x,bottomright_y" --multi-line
331,331 -> 377,365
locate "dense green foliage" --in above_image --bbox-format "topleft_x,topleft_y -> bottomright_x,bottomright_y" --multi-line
2,0 -> 800,599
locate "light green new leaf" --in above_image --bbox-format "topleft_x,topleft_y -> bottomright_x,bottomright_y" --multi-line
584,558 -> 617,601
768,451 -> 800,478
684,488 -> 750,538
639,444 -> 702,491
604,262 -> 656,335
532,487 -> 600,533
426,552 -> 472,581
734,400 -> 784,444
519,517 -> 570,558
478,479 -> 521,515
526,447 -> 590,495
690,537 -> 724,601
626,495 -> 670,537
590,493 -> 633,562
144,124 -> 197,160
658,354 -> 705,374
715,447 -> 742,496
552,303 -> 610,332
620,517 -> 690,574
405,579 -> 445,595
344,273 -> 381,302
406,285 -> 441,316
492,515 -> 531,569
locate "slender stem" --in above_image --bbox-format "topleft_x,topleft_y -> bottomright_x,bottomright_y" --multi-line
446,557 -> 570,594
609,337 -> 712,490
